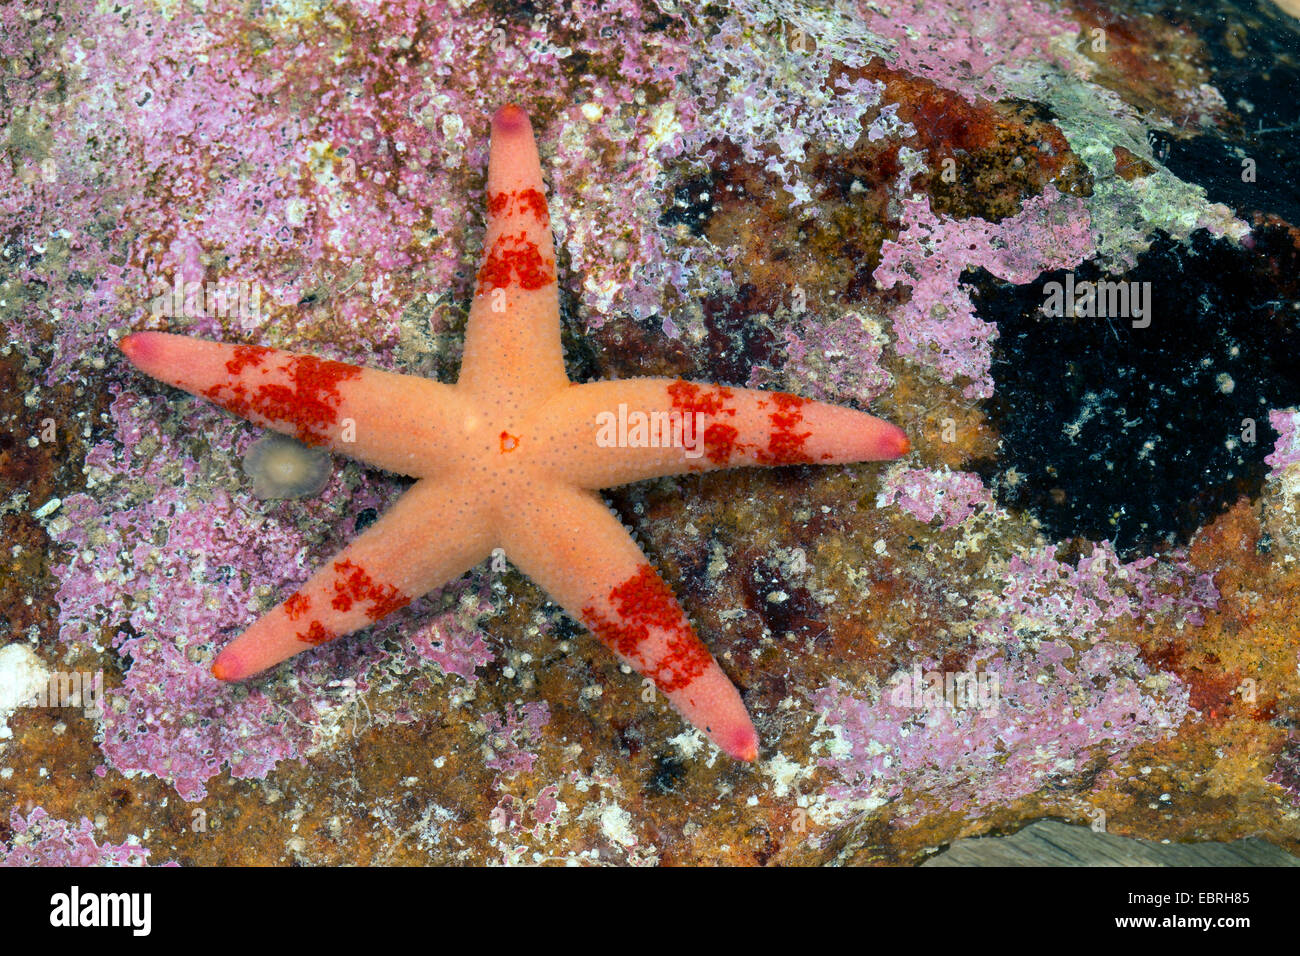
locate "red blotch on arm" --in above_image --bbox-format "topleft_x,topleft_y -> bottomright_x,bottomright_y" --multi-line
757,393 -> 813,465
668,381 -> 736,418
476,232 -> 555,294
296,620 -> 335,647
582,565 -> 712,694
225,344 -> 274,376
702,423 -> 740,465
669,381 -> 749,466
329,559 -> 411,621
284,592 -> 311,621
515,188 -> 548,224
201,353 -> 361,446
487,189 -> 550,226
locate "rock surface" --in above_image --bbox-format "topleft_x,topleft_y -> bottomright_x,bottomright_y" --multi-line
2,0 -> 1300,865
923,819 -> 1300,866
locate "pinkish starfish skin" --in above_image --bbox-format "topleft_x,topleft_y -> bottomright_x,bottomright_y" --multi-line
118,104 -> 910,762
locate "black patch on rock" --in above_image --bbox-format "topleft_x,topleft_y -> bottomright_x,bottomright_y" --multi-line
354,507 -> 379,533
968,226 -> 1300,557
548,611 -> 584,643
1150,1 -> 1300,226
648,755 -> 687,794
659,173 -> 719,237
559,289 -> 602,384
1151,129 -> 1300,228
745,556 -> 822,640
491,0 -> 543,22
700,282 -> 779,385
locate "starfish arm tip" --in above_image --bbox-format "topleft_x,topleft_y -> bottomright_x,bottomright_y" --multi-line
117,330 -> 155,365
891,428 -> 911,457
211,653 -> 241,682
735,740 -> 760,763
723,726 -> 760,762
492,103 -> 530,132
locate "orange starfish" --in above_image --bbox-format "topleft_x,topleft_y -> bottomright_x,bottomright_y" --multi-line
118,105 -> 909,761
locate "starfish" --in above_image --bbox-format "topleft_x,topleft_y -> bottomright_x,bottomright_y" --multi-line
118,105 -> 909,762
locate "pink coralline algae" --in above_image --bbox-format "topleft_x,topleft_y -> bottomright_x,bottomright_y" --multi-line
482,701 -> 551,777
489,793 -> 527,839
877,467 -> 1219,636
856,0 -> 1078,104
487,783 -> 570,855
1266,409 -> 1300,476
2,807 -> 168,867
812,523 -> 1218,815
814,640 -> 1190,817
1267,738 -> 1300,805
404,593 -> 496,683
48,386 -> 495,801
990,542 -> 1219,644
748,310 -> 894,407
533,784 -> 561,826
876,466 -> 995,530
875,188 -> 1095,399
3,4 -> 419,383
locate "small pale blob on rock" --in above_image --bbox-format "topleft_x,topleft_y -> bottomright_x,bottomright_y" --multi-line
0,643 -> 50,738
242,434 -> 333,499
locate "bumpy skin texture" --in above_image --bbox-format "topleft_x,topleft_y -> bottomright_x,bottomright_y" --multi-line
118,105 -> 910,761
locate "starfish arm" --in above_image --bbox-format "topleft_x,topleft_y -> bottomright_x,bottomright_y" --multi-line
529,378 -> 910,488
458,104 -> 568,406
211,477 -> 494,681
119,331 -> 469,476
499,483 -> 759,761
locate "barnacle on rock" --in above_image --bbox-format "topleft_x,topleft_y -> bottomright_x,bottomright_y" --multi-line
241,433 -> 333,500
